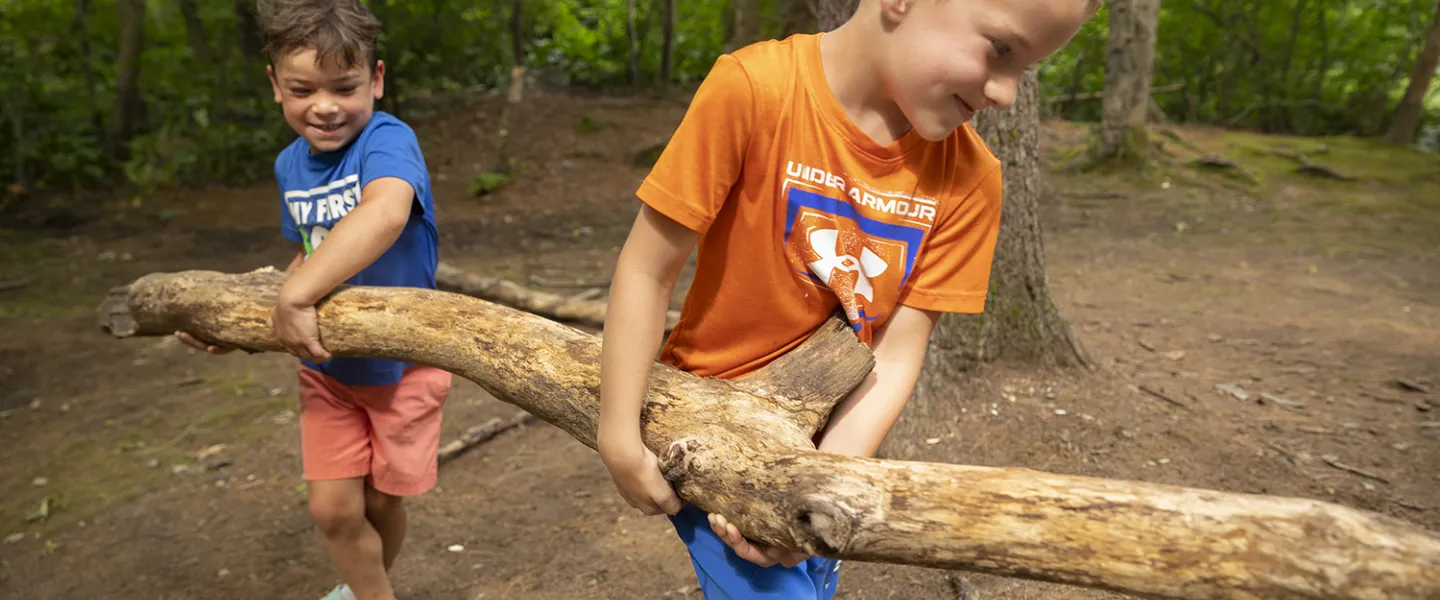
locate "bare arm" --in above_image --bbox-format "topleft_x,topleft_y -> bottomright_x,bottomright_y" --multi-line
710,304 -> 941,568
284,247 -> 305,272
271,177 -> 415,362
277,177 -> 412,307
597,205 -> 697,516
175,244 -> 310,354
817,304 -> 940,457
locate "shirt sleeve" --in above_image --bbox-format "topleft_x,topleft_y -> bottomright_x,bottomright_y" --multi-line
277,154 -> 302,243
898,163 -> 1003,314
635,54 -> 755,233
359,118 -> 430,217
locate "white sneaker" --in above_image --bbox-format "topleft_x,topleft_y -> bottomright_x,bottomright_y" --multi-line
319,584 -> 357,600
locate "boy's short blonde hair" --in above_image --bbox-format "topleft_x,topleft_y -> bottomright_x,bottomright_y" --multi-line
256,0 -> 383,71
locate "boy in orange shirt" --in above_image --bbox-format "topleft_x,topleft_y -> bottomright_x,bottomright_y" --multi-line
598,0 -> 1097,597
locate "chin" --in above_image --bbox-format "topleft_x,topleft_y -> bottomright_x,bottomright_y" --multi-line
914,119 -> 959,143
302,129 -> 359,153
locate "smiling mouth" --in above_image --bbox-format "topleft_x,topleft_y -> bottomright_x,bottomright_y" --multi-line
310,122 -> 345,133
954,96 -> 977,115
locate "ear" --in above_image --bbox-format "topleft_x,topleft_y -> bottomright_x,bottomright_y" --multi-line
877,0 -> 913,24
372,59 -> 386,101
267,64 -> 282,104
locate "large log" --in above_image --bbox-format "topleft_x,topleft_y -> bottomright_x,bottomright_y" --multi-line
97,268 -> 1440,600
433,262 -> 681,331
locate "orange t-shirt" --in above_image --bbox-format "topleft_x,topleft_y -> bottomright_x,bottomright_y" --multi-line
637,33 -> 1003,380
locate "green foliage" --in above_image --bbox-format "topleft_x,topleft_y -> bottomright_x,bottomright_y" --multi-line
469,170 -> 513,196
1041,0 -> 1440,139
8,0 -> 1436,200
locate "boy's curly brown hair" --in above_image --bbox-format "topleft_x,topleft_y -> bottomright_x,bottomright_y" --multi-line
256,0 -> 383,71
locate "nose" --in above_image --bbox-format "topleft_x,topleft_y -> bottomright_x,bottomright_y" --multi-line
983,74 -> 1018,111
312,97 -> 340,117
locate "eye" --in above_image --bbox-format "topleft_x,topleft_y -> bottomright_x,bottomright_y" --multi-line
336,86 -> 357,94
990,39 -> 1013,58
289,87 -> 312,96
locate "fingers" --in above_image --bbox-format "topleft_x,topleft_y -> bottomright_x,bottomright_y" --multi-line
768,547 -> 810,568
303,338 -> 333,363
176,331 -> 234,354
708,514 -> 778,567
651,480 -> 683,516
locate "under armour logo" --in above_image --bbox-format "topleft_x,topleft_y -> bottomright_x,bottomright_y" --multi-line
806,228 -> 888,302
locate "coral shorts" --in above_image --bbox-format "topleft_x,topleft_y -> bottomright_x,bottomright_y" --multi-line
297,364 -> 452,496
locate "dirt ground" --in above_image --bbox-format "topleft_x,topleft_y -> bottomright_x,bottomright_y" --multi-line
1,86 -> 1436,600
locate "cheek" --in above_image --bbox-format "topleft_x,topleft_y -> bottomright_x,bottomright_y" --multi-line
282,101 -> 308,120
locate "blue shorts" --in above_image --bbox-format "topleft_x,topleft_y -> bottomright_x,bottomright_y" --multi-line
669,504 -> 841,600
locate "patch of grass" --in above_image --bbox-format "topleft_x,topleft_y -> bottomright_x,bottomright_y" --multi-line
632,143 -> 667,169
1206,130 -> 1440,185
2,431 -> 176,538
1,372 -> 297,538
0,299 -> 93,320
577,115 -> 606,134
470,171 -> 513,196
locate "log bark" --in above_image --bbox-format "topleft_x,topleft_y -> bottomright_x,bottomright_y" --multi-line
433,262 -> 680,331
438,412 -> 536,465
97,268 -> 1440,600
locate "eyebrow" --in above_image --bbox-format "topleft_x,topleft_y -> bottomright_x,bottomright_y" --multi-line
282,75 -> 362,85
1008,29 -> 1035,53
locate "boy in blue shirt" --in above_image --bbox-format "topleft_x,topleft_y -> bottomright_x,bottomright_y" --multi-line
177,1 -> 447,598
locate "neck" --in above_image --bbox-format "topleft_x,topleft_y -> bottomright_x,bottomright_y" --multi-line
819,20 -> 913,146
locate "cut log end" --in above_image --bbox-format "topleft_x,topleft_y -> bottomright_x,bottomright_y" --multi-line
97,284 -> 138,337
791,494 -> 857,557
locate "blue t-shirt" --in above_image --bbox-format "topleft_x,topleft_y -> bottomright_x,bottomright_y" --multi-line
275,111 -> 438,387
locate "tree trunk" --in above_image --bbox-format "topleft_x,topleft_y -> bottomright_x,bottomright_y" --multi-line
487,0 -> 525,179
1385,0 -> 1440,145
1096,0 -> 1162,162
178,0 -> 213,64
727,0 -> 762,51
70,0 -> 101,134
780,0 -> 814,37
509,0 -> 525,66
815,0 -> 858,31
928,68 -> 1089,371
626,0 -> 639,86
233,0 -> 262,59
660,0 -> 675,84
109,0 -> 146,156
96,268 -> 1440,600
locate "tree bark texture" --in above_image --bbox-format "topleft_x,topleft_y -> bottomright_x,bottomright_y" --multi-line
109,0 -> 146,155
727,0 -> 762,51
934,68 -> 1088,370
626,0 -> 639,86
178,0 -> 213,64
509,0 -> 525,66
233,0 -> 262,60
781,0 -> 815,37
815,0 -> 858,32
96,268 -> 1440,600
433,262 -> 680,331
1097,0 -> 1162,161
1385,0 -> 1440,145
660,0 -> 676,84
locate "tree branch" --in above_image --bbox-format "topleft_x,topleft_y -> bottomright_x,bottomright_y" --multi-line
97,268 -> 1440,600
